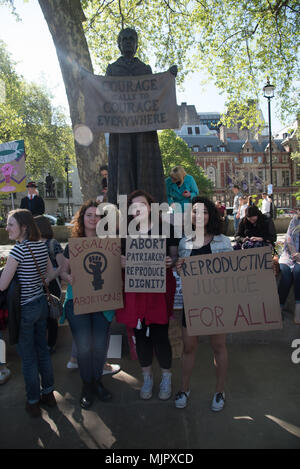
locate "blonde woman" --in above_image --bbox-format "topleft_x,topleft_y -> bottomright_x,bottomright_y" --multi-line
165,166 -> 199,211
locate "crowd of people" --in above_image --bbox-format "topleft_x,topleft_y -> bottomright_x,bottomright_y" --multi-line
0,167 -> 299,419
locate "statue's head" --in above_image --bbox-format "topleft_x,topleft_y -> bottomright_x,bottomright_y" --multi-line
118,28 -> 138,57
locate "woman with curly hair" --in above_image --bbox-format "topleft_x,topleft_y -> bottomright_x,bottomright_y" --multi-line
175,197 -> 233,412
62,200 -> 113,409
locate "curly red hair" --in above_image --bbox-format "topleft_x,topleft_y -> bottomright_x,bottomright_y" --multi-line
71,200 -> 98,238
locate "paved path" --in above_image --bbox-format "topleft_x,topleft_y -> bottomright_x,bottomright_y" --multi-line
0,321 -> 300,449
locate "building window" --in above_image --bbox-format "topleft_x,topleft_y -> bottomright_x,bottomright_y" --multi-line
282,154 -> 288,163
272,171 -> 277,187
206,166 -> 216,187
258,156 -> 263,163
187,127 -> 193,135
234,156 -> 239,163
195,127 -> 200,134
220,146 -> 225,152
206,145 -> 212,152
193,146 -> 199,152
243,156 -> 253,163
282,170 -> 290,187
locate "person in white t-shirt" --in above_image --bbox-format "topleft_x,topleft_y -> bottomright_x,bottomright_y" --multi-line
261,192 -> 271,218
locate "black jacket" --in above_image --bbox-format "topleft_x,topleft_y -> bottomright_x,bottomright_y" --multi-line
0,269 -> 21,345
235,214 -> 277,245
20,195 -> 45,216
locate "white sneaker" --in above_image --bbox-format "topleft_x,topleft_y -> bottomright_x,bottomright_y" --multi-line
159,372 -> 172,400
140,374 -> 153,400
175,390 -> 190,409
67,361 -> 78,369
102,363 -> 121,375
211,392 -> 225,412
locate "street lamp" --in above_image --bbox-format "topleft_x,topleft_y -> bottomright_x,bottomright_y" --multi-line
263,78 -> 275,191
65,155 -> 71,220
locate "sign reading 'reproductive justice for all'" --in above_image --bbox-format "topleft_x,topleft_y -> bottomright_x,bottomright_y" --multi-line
180,247 -> 282,336
78,70 -> 179,134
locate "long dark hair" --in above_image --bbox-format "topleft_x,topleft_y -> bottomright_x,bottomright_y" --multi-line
34,215 -> 54,240
191,196 -> 222,235
8,209 -> 40,241
242,205 -> 264,227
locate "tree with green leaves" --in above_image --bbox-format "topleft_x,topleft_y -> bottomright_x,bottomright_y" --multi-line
290,114 -> 300,200
0,40 -> 75,181
2,0 -> 298,197
158,129 -> 212,195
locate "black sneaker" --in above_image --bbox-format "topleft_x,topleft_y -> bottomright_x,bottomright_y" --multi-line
80,383 -> 94,409
94,380 -> 112,401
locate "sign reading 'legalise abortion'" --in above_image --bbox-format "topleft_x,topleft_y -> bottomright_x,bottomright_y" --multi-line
180,247 -> 282,336
68,237 -> 123,315
79,70 -> 178,133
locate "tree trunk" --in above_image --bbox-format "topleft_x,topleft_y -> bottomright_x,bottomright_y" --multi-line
38,0 -> 107,201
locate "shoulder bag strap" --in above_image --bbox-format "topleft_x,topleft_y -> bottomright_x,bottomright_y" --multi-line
26,243 -> 51,302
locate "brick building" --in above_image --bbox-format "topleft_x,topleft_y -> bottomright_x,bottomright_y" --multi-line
176,103 -> 299,208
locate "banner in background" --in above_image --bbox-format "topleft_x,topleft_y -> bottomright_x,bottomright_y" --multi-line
0,140 -> 26,193
78,70 -> 179,134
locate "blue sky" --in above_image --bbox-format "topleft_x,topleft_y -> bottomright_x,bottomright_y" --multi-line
0,0 -> 286,133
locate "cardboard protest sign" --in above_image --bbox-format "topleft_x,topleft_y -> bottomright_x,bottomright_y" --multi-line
168,317 -> 183,359
180,247 -> 282,336
125,237 -> 166,293
68,237 -> 123,315
173,271 -> 183,310
0,140 -> 26,193
77,70 -> 179,134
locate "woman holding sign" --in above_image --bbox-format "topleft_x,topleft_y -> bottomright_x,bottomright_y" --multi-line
117,190 -> 177,401
277,208 -> 300,324
62,200 -> 113,410
176,197 -> 233,411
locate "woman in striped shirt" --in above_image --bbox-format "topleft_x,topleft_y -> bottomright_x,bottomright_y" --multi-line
0,209 -> 59,418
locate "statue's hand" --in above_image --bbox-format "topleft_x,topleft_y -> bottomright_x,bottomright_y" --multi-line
169,65 -> 178,77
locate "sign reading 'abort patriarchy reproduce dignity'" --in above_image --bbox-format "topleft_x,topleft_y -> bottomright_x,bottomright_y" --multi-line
79,70 -> 179,133
125,237 -> 166,293
180,247 -> 282,336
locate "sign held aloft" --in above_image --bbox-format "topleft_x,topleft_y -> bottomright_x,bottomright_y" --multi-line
180,247 -> 282,336
77,70 -> 179,134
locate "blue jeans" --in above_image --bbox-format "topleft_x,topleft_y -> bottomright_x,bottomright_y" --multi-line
278,263 -> 300,306
17,295 -> 54,404
234,214 -> 240,233
65,300 -> 110,384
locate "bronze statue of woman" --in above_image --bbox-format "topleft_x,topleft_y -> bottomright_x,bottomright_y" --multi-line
106,28 -> 177,204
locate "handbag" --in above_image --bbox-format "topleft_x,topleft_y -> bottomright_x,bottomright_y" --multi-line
26,244 -> 63,320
